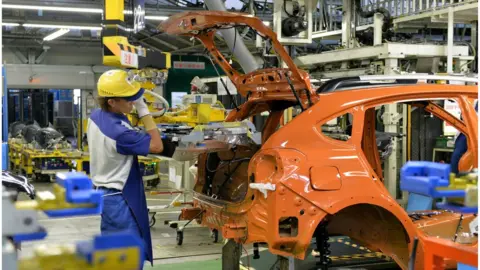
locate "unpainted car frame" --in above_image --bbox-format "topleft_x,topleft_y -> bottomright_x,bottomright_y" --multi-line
160,11 -> 478,269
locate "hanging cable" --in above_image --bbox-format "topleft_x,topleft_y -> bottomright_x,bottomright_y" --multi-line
283,72 -> 305,112
207,55 -> 239,111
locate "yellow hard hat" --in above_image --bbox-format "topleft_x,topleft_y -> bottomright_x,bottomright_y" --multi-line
97,69 -> 144,101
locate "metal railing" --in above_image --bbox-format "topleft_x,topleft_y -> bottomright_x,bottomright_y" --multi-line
312,0 -> 478,35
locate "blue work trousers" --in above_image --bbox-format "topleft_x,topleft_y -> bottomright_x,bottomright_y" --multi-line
100,188 -> 146,269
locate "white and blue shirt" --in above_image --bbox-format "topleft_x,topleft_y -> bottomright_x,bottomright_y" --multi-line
87,109 -> 151,190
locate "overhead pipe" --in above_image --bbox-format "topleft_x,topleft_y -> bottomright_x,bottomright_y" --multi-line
204,0 -> 260,73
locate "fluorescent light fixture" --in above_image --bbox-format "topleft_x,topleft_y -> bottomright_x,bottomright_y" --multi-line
44,28 -> 70,41
2,4 -> 102,14
23,24 -> 102,31
3,4 -> 169,22
2,22 -> 20,26
145,15 -> 168,21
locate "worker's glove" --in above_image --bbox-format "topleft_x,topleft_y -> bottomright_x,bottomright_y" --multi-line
133,97 -> 150,118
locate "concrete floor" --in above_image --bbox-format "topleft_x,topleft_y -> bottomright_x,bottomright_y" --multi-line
16,182 -> 397,270
17,182 -> 225,269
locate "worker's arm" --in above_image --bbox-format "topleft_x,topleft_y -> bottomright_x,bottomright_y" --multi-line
141,115 -> 164,153
134,97 -> 164,154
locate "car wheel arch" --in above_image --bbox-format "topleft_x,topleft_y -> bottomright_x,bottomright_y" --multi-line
301,201 -> 415,270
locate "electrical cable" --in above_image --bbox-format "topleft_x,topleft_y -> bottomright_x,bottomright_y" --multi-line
206,55 -> 239,111
215,158 -> 249,195
283,0 -> 294,17
457,42 -> 476,71
206,157 -> 252,173
284,72 -> 305,111
206,146 -> 237,173
453,214 -> 464,242
143,90 -> 170,117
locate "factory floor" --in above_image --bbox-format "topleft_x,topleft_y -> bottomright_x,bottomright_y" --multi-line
17,182 -> 225,269
17,182 -> 399,270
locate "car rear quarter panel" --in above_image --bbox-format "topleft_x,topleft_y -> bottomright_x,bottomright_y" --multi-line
253,84 -> 477,268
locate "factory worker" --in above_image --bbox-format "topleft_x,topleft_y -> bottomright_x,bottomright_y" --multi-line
87,69 -> 163,266
450,99 -> 477,174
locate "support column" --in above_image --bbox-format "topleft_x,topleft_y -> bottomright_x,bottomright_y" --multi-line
447,7 -> 454,73
383,58 -> 400,200
431,57 -> 441,73
342,0 -> 353,48
471,21 -> 477,49
222,239 -> 241,270
27,49 -> 36,65
373,13 -> 384,46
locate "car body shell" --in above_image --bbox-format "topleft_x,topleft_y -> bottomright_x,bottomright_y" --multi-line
160,11 -> 478,269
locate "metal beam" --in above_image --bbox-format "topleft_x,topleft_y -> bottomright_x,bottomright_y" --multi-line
35,47 -> 49,64
447,7 -> 454,73
5,64 -> 113,89
312,24 -> 373,39
294,43 -> 471,68
150,37 -> 179,51
169,35 -> 194,46
310,68 -> 370,78
27,49 -> 36,64
10,48 -> 28,64
135,32 -> 177,51
393,1 -> 478,25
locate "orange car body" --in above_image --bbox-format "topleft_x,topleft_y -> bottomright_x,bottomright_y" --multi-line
160,11 -> 478,269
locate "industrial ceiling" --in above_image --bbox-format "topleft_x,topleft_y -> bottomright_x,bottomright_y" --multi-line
2,0 -> 273,54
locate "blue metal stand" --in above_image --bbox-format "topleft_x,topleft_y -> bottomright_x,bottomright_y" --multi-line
2,66 -> 8,170
401,161 -> 478,270
400,161 -> 477,213
10,172 -> 145,268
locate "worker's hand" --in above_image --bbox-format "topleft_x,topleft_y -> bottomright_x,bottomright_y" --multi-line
133,97 -> 150,118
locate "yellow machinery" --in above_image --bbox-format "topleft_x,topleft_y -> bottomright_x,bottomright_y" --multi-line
75,0 -> 173,148
442,172 -> 478,207
8,137 -> 82,182
102,0 -> 170,71
157,94 -> 225,127
130,93 -> 226,127
8,138 -> 23,173
101,0 -> 227,128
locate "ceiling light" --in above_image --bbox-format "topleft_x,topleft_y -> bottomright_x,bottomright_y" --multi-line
4,4 -> 167,20
2,22 -> 20,26
145,16 -> 169,21
2,4 -> 102,14
44,28 -> 70,41
23,24 -> 102,31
